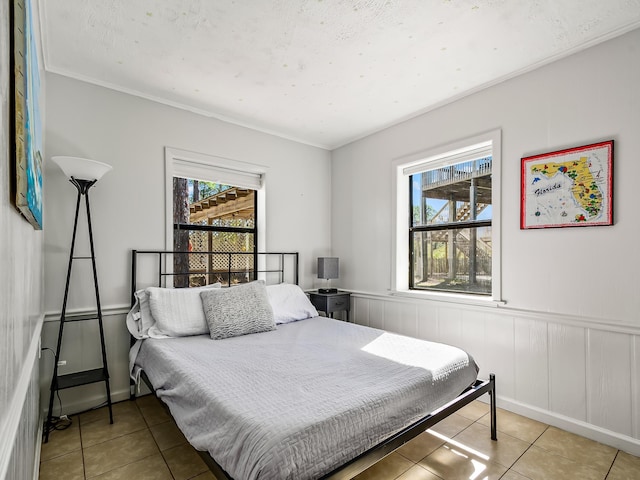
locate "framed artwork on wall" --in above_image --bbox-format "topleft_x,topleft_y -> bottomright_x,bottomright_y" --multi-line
10,0 -> 43,230
520,140 -> 613,229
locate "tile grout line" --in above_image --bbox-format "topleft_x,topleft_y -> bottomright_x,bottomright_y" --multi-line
503,425 -> 546,479
473,408 -> 547,479
78,415 -> 87,480
135,398 -> 178,479
517,425 -> 622,480
513,423 -> 550,466
602,449 -> 619,480
80,401 -> 165,479
397,411 -> 492,479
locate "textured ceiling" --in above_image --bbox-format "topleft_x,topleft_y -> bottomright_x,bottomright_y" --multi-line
40,0 -> 640,149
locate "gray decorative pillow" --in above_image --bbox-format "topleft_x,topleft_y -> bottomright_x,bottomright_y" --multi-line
201,280 -> 276,340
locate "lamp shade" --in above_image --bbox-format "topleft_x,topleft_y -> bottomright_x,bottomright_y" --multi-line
317,257 -> 339,280
52,156 -> 112,182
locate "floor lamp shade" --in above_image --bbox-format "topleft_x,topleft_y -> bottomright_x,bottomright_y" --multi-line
52,156 -> 112,182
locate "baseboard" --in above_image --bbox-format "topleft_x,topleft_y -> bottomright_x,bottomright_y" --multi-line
42,387 -> 132,419
494,396 -> 640,457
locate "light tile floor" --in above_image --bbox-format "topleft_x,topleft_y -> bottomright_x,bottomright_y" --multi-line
39,396 -> 640,480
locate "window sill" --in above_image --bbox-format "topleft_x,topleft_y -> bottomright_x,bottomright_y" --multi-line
389,289 -> 505,308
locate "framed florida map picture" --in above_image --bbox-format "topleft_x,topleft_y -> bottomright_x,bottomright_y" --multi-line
521,140 -> 613,229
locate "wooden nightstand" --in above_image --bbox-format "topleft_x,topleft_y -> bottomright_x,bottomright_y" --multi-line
309,291 -> 351,322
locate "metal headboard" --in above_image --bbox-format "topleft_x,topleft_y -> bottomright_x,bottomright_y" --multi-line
130,250 -> 299,305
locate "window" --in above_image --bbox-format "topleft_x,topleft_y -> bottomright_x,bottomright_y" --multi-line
409,155 -> 492,294
393,130 -> 501,301
165,148 -> 266,288
173,178 -> 257,287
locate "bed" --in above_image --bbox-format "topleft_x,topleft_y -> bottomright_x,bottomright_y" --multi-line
128,250 -> 497,480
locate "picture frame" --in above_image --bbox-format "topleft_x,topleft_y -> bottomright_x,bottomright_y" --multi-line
520,140 -> 613,229
10,0 -> 43,230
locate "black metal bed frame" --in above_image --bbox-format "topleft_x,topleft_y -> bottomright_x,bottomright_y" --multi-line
130,249 -> 299,295
129,249 -> 497,480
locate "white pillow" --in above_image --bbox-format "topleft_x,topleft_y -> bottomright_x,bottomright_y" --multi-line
201,280 -> 276,340
126,288 -> 157,339
146,283 -> 221,338
266,283 -> 318,324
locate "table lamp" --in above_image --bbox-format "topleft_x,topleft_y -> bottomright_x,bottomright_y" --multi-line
317,257 -> 339,294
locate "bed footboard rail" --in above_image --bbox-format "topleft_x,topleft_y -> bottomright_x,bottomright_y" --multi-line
322,373 -> 497,480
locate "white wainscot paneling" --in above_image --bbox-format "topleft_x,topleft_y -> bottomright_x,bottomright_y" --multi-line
483,313 -> 515,400
587,329 -> 633,437
384,301 -> 418,337
352,296 -> 369,327
382,301 -> 401,333
416,304 -> 439,343
367,298 -> 385,330
548,323 -> 587,421
514,317 -> 549,410
437,306 -> 463,347
459,310 -> 487,379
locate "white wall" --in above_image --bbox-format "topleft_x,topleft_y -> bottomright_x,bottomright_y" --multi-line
0,1 -> 45,478
332,29 -> 640,454
41,73 -> 332,413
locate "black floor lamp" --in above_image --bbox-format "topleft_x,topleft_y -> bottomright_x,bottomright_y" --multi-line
45,156 -> 113,442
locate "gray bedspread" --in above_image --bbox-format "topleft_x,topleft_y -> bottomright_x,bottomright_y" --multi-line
134,316 -> 478,480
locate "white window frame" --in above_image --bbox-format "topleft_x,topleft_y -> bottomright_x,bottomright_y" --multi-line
164,147 -> 267,253
391,129 -> 503,305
